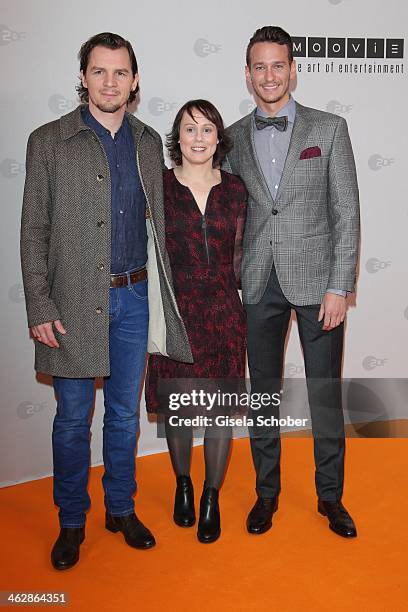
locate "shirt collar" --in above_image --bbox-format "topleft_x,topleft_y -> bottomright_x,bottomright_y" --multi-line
81,105 -> 126,138
255,95 -> 296,123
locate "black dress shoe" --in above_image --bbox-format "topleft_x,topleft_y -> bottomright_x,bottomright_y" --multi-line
247,496 -> 278,534
197,486 -> 220,543
174,475 -> 195,527
51,527 -> 85,570
105,512 -> 156,549
318,500 -> 357,538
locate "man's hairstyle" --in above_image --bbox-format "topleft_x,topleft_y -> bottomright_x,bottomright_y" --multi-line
166,99 -> 231,168
246,26 -> 293,66
76,32 -> 139,103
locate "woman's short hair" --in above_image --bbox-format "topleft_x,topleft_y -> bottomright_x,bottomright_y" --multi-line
166,99 -> 231,167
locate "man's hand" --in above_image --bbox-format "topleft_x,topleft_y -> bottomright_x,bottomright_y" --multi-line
30,320 -> 66,348
318,293 -> 346,331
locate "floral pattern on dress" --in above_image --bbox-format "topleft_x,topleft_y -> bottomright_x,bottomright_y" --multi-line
145,168 -> 248,413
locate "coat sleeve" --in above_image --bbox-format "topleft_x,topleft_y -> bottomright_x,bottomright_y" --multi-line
327,117 -> 360,292
20,131 -> 60,327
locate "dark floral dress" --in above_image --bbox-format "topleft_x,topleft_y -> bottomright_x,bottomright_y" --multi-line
145,168 -> 248,413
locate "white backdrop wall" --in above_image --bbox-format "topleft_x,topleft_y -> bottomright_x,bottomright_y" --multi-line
1,0 -> 407,486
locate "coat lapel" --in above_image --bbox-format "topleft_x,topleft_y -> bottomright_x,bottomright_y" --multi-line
127,113 -> 167,254
276,102 -> 313,201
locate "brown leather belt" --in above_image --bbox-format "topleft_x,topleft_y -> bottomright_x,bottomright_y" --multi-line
110,268 -> 147,288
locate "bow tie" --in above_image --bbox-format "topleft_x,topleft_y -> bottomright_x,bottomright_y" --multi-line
255,115 -> 288,132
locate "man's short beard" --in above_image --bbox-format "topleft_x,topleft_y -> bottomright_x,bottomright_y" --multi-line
261,95 -> 283,105
256,89 -> 287,106
95,102 -> 123,114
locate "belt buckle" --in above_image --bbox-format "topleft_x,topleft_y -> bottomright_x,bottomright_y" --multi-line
110,272 -> 126,288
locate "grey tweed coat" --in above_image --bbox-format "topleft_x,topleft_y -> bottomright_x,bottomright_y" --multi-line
225,102 -> 360,305
20,106 -> 193,377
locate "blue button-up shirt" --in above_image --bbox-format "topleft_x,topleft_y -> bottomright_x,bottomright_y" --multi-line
253,95 -> 296,200
82,106 -> 147,274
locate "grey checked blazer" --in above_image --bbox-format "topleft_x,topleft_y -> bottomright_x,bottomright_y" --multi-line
225,102 -> 360,305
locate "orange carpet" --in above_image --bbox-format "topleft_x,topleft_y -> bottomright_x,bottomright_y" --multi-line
1,438 -> 407,611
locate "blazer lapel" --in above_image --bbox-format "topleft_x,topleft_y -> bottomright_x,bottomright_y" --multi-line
276,102 -> 313,201
239,111 -> 275,204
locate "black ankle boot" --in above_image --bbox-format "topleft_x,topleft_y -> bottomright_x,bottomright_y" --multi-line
197,485 -> 220,543
174,475 -> 195,527
105,512 -> 156,549
51,527 -> 85,570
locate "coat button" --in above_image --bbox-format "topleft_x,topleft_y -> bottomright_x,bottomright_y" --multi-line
95,307 -> 103,314
97,220 -> 105,228
96,174 -> 104,182
98,264 -> 105,271
272,208 -> 278,215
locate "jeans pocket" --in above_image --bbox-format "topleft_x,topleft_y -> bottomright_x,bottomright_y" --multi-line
128,279 -> 148,300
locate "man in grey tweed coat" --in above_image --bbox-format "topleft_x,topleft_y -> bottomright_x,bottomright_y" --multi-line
225,27 -> 360,538
20,33 -> 192,570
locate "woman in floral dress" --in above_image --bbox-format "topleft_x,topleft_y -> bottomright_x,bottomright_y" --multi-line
145,100 -> 247,543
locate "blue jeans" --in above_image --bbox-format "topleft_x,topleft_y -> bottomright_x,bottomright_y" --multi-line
52,280 -> 148,528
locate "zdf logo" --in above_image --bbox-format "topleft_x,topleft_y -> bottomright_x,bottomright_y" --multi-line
239,99 -> 256,116
194,38 -> 222,58
362,356 -> 387,371
365,258 -> 391,274
326,100 -> 352,114
48,94 -> 76,115
0,24 -> 25,46
8,283 -> 25,304
17,401 -> 47,420
0,159 -> 25,178
368,154 -> 395,171
285,363 -> 304,377
148,97 -> 176,117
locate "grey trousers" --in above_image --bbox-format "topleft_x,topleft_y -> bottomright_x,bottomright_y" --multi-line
245,265 -> 345,501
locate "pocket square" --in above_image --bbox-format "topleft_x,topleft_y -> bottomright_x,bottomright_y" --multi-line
299,146 -> 321,160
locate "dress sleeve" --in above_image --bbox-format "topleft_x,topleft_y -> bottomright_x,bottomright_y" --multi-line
233,182 -> 248,289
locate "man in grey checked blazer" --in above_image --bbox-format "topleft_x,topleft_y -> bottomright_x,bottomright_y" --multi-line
225,26 -> 360,538
20,33 -> 192,570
